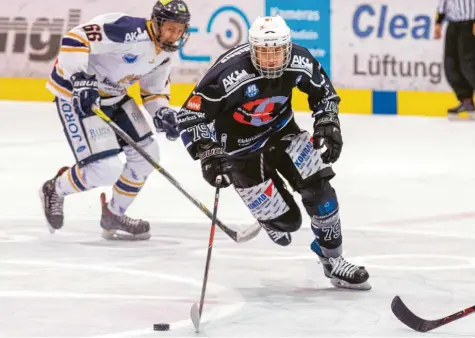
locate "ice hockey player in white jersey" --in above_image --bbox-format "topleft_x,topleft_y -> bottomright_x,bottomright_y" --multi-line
39,0 -> 191,240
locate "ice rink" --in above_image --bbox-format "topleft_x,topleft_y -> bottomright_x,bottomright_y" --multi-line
1,101 -> 475,337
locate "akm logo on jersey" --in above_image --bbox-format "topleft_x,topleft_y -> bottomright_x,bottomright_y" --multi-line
294,138 -> 314,168
290,55 -> 313,74
124,27 -> 148,42
222,69 -> 255,92
248,182 -> 274,210
233,96 -> 288,126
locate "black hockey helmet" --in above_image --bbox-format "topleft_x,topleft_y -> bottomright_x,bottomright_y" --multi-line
151,0 -> 191,52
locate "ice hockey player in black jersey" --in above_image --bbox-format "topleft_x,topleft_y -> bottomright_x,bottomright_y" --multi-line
177,16 -> 370,290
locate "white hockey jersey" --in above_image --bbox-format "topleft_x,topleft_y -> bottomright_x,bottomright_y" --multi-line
47,12 -> 176,115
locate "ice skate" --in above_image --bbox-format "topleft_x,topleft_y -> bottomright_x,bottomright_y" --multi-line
100,193 -> 151,240
448,101 -> 475,121
260,222 -> 291,246
320,255 -> 371,290
311,241 -> 371,290
39,166 -> 69,233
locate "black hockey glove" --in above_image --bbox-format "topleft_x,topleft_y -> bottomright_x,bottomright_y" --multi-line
313,114 -> 343,164
71,72 -> 100,117
153,107 -> 179,141
197,143 -> 232,188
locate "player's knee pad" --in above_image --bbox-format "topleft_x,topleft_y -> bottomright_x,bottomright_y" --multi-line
300,179 -> 342,256
235,177 -> 302,232
81,155 -> 124,187
284,130 -> 334,182
56,97 -> 122,167
123,137 -> 159,180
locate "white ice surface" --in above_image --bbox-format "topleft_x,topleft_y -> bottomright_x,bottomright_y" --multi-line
0,101 -> 475,337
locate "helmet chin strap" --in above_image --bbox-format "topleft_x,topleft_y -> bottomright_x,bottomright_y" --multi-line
151,21 -> 161,44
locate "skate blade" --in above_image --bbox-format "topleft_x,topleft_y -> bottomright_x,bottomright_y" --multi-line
330,278 -> 372,291
38,188 -> 56,234
101,229 -> 151,241
448,113 -> 475,121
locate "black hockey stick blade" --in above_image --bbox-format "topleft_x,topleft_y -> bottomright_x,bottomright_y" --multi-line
190,301 -> 201,332
391,296 -> 434,332
391,296 -> 475,332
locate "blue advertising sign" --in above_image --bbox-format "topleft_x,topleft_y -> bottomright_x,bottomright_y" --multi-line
265,0 -> 331,76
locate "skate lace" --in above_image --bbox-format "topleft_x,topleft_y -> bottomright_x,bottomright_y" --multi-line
328,257 -> 359,279
50,192 -> 64,216
119,215 -> 142,228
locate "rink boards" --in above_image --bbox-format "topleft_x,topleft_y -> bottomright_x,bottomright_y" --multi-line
0,77 -> 458,117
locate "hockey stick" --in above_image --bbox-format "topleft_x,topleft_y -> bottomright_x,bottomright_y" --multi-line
190,175 -> 222,333
91,104 -> 260,243
391,295 -> 475,332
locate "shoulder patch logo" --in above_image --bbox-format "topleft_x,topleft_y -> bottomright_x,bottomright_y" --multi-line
125,27 -> 148,42
186,95 -> 202,111
245,84 -> 259,98
291,55 -> 313,74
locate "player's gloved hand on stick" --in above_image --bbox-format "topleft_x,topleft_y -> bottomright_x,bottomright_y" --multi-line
71,72 -> 100,117
197,143 -> 232,188
312,114 -> 343,164
153,107 -> 179,141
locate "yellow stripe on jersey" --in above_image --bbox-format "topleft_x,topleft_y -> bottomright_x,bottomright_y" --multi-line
75,166 -> 86,187
56,66 -> 64,76
142,94 -> 170,103
60,47 -> 90,53
67,169 -> 81,193
65,32 -> 91,49
47,78 -> 72,97
119,175 -> 144,187
140,88 -> 153,96
98,90 -> 114,98
113,185 -> 138,197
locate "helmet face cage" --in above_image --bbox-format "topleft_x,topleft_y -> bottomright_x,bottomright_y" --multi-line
250,42 -> 292,79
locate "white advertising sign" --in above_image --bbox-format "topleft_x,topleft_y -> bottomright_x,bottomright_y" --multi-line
331,0 -> 450,91
172,0 -> 263,83
0,0 -> 263,83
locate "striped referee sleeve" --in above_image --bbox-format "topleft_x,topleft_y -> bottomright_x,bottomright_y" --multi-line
439,0 -> 475,22
436,0 -> 447,24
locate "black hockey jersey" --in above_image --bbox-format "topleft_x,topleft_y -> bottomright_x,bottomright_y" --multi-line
177,43 -> 340,159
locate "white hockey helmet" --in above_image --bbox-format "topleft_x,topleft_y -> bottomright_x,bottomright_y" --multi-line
248,15 -> 292,79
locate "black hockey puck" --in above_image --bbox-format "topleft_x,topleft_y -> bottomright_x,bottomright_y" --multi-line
153,323 -> 170,331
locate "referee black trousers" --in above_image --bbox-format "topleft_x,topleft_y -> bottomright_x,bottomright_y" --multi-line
444,21 -> 475,101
